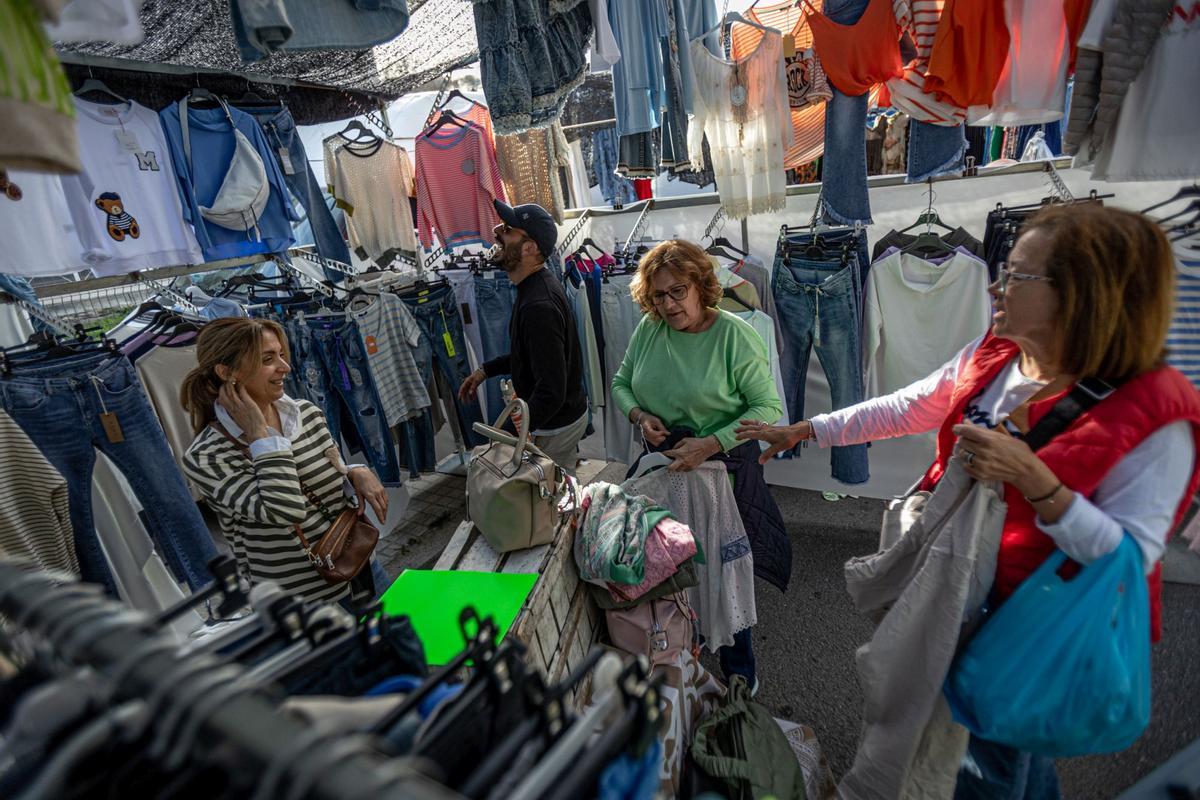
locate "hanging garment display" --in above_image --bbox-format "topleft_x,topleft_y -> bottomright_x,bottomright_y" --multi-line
923,0 -> 1011,110
688,30 -> 794,219
732,1 -> 828,168
325,138 -> 418,260
495,123 -> 571,223
0,0 -> 80,174
0,351 -> 219,595
238,101 -> 353,267
397,283 -> 486,448
471,270 -> 518,426
1063,0 -> 1174,160
0,409 -> 76,575
129,335 -> 202,496
862,250 -> 992,398
159,97 -> 298,261
286,314 -> 402,485
771,227 -> 870,484
967,0 -> 1070,127
471,0 -> 592,134
347,292 -> 432,429
608,0 -> 667,137
1167,257 -> 1200,390
62,98 -> 204,276
886,0 -> 967,126
591,127 -> 638,206
415,122 -> 506,249
229,0 -> 410,62
0,169 -> 86,277
1090,4 -> 1200,182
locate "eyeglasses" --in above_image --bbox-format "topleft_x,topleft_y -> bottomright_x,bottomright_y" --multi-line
651,284 -> 691,305
996,264 -> 1054,296
496,223 -> 531,243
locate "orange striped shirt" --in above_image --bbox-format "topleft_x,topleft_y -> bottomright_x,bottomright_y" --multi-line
887,0 -> 966,125
731,0 -> 826,168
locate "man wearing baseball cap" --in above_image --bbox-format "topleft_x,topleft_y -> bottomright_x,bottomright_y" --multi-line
458,200 -> 588,473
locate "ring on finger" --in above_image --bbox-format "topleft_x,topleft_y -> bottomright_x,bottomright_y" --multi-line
963,450 -> 976,467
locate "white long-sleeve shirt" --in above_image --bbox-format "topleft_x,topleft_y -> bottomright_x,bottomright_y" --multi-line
810,335 -> 1195,572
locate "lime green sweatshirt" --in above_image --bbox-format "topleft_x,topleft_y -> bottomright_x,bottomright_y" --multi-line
611,309 -> 783,452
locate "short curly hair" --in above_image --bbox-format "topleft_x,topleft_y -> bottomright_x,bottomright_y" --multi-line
629,239 -> 723,319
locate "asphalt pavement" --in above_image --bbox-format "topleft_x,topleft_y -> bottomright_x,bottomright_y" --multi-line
736,488 -> 1200,798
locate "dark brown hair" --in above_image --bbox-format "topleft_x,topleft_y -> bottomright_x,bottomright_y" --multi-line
1020,203 -> 1175,383
629,239 -> 723,319
179,318 -> 290,434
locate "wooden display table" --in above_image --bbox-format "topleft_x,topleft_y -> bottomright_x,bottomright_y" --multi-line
433,459 -> 609,707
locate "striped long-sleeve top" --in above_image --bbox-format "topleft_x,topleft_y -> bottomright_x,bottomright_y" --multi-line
182,399 -> 350,603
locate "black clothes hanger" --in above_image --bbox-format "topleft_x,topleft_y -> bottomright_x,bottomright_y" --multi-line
710,236 -> 747,256
73,72 -> 128,106
1142,183 -> 1200,215
424,110 -> 468,136
436,89 -> 475,110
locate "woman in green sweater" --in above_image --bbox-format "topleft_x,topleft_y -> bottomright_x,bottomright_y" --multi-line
612,238 -> 783,689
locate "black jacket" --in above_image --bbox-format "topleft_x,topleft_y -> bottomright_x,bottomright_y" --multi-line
481,268 -> 587,431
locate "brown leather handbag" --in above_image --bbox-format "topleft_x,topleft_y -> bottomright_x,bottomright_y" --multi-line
210,423 -> 378,584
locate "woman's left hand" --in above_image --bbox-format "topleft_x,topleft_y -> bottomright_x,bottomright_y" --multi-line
349,467 -> 388,521
664,436 -> 722,472
951,424 -> 1050,494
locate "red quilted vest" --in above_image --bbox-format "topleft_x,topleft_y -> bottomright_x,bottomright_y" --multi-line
920,334 -> 1200,641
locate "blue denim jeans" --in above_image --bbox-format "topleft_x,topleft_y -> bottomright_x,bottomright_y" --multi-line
239,105 -> 352,278
0,353 -> 218,593
472,272 -> 518,424
819,0 -> 872,225
771,259 -> 870,484
907,119 -> 968,183
777,228 -> 871,319
592,128 -> 638,206
400,285 -> 486,448
304,316 -> 402,486
954,735 -> 1061,800
720,627 -> 757,685
282,316 -> 321,404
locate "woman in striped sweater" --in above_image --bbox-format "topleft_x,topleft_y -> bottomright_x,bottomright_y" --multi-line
180,318 -> 390,604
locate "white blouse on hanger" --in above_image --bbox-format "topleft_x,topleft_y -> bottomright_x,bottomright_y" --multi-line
687,31 -> 794,219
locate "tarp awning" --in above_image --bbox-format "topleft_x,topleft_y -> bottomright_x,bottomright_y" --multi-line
57,0 -> 481,123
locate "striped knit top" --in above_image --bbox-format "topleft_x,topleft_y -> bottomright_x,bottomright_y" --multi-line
182,399 -> 350,603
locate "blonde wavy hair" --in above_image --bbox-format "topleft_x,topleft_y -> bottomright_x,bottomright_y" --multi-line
629,239 -> 722,319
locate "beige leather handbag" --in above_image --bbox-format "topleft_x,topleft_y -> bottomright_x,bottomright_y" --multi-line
467,398 -> 574,553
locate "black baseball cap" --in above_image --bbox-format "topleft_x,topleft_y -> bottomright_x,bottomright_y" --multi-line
494,200 -> 558,259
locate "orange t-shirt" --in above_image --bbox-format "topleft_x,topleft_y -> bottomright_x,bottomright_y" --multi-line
923,0 -> 1010,108
731,0 -> 825,168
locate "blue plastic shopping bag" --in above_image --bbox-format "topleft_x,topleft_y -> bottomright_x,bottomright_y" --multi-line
944,535 -> 1151,758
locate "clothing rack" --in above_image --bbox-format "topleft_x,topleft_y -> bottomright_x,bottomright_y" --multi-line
1043,160 -> 1075,202
0,291 -> 75,336
620,199 -> 656,257
130,272 -> 201,315
555,208 -> 593,257
560,118 -> 617,133
0,563 -> 454,800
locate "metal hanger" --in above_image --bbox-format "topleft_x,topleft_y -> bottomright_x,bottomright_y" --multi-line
1142,182 -> 1200,215
73,66 -> 127,105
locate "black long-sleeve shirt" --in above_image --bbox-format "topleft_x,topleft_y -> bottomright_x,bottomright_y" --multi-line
481,268 -> 587,431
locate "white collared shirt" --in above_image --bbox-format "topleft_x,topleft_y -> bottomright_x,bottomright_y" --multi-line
215,393 -> 301,460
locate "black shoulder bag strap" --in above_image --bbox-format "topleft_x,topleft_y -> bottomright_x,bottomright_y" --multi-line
1021,377 -> 1119,452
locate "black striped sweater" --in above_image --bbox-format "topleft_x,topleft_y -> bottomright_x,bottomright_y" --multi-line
182,400 -> 350,603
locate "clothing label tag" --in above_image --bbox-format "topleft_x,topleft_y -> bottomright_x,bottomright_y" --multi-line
460,303 -> 473,325
114,130 -> 140,152
365,334 -> 379,355
278,146 -> 295,175
416,288 -> 430,305
100,412 -> 124,443
442,331 -> 457,357
783,33 -> 796,58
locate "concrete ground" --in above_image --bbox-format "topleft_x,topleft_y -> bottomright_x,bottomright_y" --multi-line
380,468 -> 1200,798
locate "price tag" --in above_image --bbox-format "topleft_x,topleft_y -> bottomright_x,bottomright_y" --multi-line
114,129 -> 140,152
364,335 -> 379,355
443,331 -> 457,357
100,412 -> 125,443
783,33 -> 797,59
277,146 -> 295,175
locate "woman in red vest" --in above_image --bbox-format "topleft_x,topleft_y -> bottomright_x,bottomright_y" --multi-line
737,204 -> 1200,797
